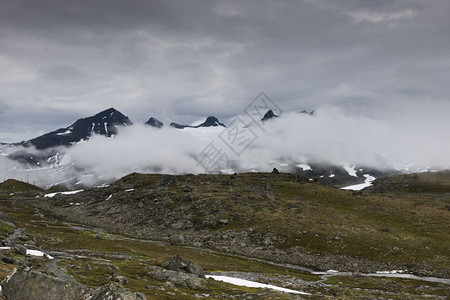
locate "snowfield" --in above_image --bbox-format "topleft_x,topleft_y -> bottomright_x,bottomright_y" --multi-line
343,164 -> 358,177
296,163 -> 312,171
44,190 -> 84,198
206,275 -> 310,295
341,174 -> 376,191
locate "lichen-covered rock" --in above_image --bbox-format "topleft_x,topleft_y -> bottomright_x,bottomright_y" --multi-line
112,274 -> 128,285
149,268 -> 206,290
149,255 -> 206,289
1,267 -> 87,300
85,282 -> 146,300
161,255 -> 205,278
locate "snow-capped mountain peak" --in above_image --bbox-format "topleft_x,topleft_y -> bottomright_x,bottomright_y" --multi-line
23,108 -> 132,149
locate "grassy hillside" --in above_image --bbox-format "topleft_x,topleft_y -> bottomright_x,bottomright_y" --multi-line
1,171 -> 449,299
33,172 -> 450,277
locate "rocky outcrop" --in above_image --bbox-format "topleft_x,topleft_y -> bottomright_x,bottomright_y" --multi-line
85,282 -> 146,300
1,267 -> 146,300
161,255 -> 205,278
145,117 -> 163,128
149,268 -> 206,290
1,267 -> 87,300
149,255 -> 206,289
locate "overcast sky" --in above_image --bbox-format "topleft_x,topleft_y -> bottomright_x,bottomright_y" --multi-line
1,0 -> 449,142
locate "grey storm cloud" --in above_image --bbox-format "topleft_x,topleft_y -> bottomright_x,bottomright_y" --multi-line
1,0 -> 450,142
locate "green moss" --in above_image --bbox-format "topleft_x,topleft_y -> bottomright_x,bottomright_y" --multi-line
0,179 -> 44,193
1,172 -> 450,298
324,275 -> 450,297
0,221 -> 15,238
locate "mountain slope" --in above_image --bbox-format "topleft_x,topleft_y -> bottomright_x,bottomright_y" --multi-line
24,108 -> 132,149
35,171 -> 450,281
170,116 -> 226,129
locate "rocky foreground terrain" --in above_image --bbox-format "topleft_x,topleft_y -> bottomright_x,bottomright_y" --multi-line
0,171 -> 449,299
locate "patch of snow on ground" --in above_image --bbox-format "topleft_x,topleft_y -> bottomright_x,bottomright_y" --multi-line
376,270 -> 406,274
365,272 -> 450,285
206,275 -> 310,295
296,163 -> 312,171
95,184 -> 110,188
125,189 -> 134,192
220,169 -> 235,174
44,190 -> 84,198
311,270 -> 341,275
341,174 -> 376,191
329,173 -> 335,178
343,165 -> 358,177
69,202 -> 81,206
106,194 -> 113,201
27,249 -> 54,259
1,246 -> 53,259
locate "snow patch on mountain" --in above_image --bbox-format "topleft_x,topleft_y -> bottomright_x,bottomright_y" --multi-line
44,190 -> 83,198
297,163 -> 312,171
341,174 -> 376,191
343,165 -> 358,177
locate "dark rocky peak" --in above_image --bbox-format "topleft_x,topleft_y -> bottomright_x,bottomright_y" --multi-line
300,110 -> 314,116
145,117 -> 163,128
70,108 -> 132,134
170,116 -> 226,129
195,116 -> 226,128
25,108 -> 132,149
261,109 -> 279,122
170,122 -> 189,129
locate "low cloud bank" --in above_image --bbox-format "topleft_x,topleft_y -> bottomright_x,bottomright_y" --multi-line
1,102 -> 449,187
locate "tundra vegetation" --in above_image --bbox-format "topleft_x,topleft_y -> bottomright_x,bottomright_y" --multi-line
0,171 -> 449,299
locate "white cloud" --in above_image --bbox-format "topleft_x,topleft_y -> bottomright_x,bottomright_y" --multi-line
1,0 -> 449,163
2,100 -> 449,188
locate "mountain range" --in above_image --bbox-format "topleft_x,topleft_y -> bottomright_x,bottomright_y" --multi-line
1,107 -> 298,150
8,109 -> 234,150
4,107 -> 295,150
0,107 -> 391,189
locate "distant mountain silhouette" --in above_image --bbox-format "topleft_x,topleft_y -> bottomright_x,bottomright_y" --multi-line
170,116 -> 226,129
23,108 -> 132,149
145,117 -> 163,128
261,109 -> 279,121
